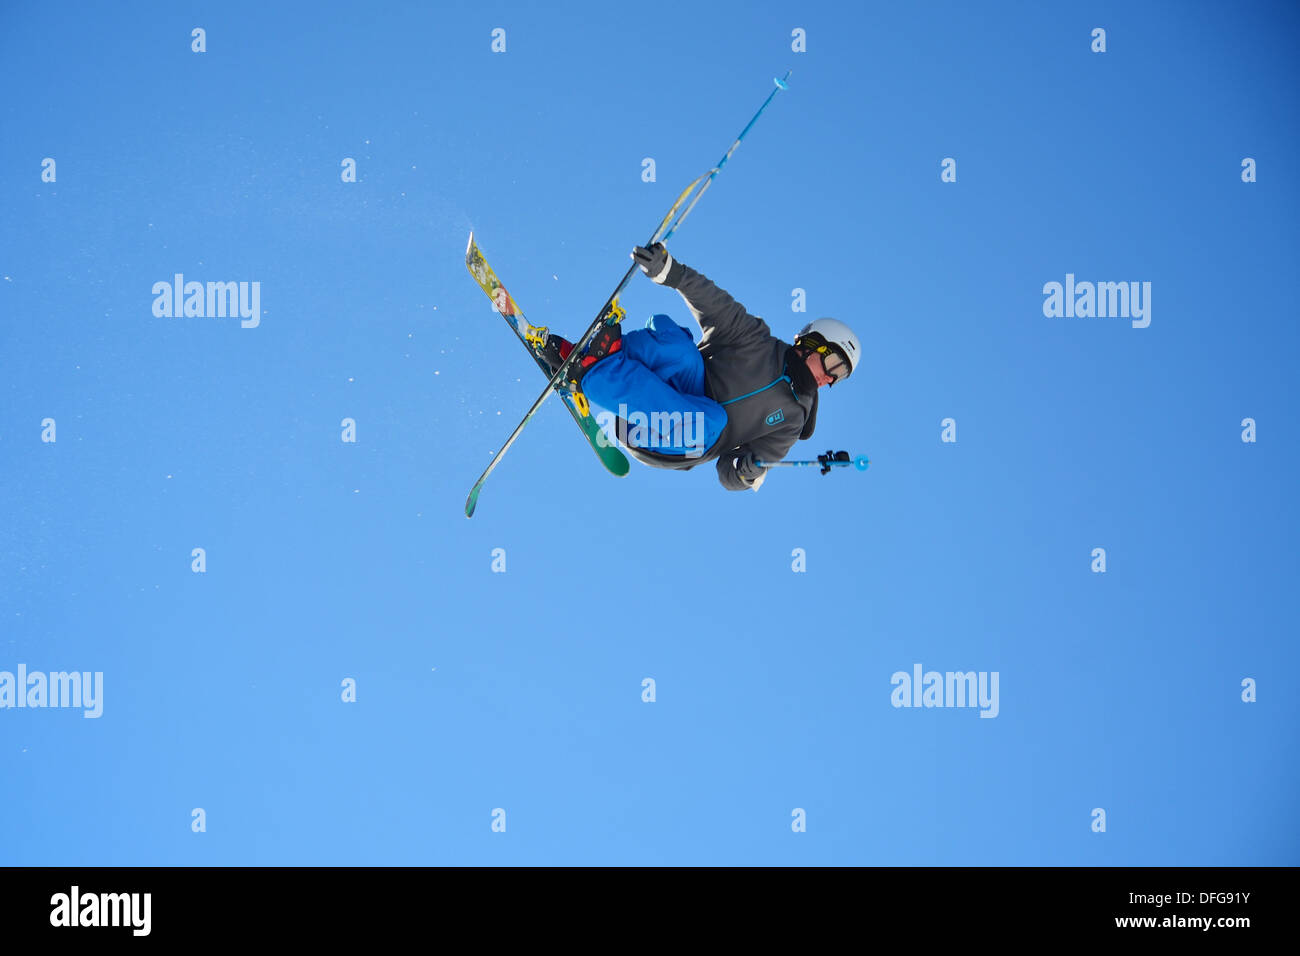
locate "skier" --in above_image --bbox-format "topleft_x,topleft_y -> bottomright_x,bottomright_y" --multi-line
540,243 -> 860,490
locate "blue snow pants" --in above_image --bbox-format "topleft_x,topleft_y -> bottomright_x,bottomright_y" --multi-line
581,314 -> 728,458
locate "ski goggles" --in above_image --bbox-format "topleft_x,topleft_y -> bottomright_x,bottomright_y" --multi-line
797,334 -> 851,382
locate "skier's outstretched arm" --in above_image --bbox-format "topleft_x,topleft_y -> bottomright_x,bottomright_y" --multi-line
632,244 -> 770,347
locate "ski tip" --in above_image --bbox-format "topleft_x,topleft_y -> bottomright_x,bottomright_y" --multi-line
465,486 -> 481,518
775,71 -> 791,90
466,231 -> 476,255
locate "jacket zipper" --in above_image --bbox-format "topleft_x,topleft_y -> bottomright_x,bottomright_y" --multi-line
721,372 -> 796,407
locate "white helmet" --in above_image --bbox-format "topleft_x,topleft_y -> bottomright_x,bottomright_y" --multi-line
796,318 -> 861,378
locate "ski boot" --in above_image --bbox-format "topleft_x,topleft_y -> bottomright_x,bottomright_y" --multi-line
533,301 -> 626,414
574,300 -> 627,380
574,323 -> 623,381
537,333 -> 576,377
537,321 -> 624,386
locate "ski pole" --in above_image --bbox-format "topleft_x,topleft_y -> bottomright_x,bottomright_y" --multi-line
754,450 -> 870,475
465,71 -> 794,518
659,71 -> 792,243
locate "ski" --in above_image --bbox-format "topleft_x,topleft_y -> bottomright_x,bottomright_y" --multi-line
464,233 -> 631,488
464,71 -> 793,518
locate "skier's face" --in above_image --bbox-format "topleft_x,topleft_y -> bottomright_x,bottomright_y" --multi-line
806,350 -> 836,388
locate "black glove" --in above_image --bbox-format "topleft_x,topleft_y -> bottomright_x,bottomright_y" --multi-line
733,451 -> 768,490
631,243 -> 674,284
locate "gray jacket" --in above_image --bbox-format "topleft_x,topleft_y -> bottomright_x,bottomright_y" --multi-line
615,260 -> 818,489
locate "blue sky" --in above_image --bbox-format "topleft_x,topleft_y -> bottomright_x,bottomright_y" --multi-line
1,0 -> 1296,865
